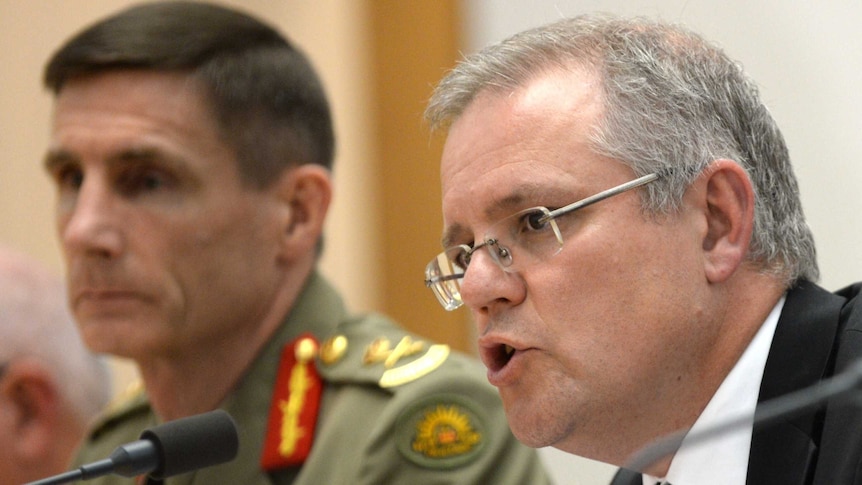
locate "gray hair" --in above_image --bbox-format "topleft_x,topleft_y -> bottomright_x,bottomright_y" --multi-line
426,14 -> 818,285
0,246 -> 111,425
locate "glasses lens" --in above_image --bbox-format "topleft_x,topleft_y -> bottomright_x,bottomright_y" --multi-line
424,246 -> 469,310
486,207 -> 562,271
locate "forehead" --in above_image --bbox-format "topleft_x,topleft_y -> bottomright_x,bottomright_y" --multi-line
439,68 -> 607,235
54,69 -> 212,120
50,70 -> 227,162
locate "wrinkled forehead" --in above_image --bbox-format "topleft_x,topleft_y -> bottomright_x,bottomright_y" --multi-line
440,68 -> 604,204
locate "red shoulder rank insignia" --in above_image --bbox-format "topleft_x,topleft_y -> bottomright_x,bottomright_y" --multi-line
395,395 -> 486,469
261,334 -> 322,471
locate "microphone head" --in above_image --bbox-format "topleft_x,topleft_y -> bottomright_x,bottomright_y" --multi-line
140,409 -> 239,479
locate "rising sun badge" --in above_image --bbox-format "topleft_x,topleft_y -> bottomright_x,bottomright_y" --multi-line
396,395 -> 486,469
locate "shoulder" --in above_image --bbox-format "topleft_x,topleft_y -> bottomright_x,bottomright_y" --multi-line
91,379 -> 152,437
834,282 -> 862,361
837,282 -> 862,325
316,312 -> 489,392
74,380 -> 154,466
315,313 -> 507,468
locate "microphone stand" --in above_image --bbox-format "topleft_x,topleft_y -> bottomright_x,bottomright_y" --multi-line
27,440 -> 159,485
24,409 -> 238,485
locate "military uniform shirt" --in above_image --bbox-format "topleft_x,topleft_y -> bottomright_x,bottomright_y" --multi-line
72,272 -> 551,484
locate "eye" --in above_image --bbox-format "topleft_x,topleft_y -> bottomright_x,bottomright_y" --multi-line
115,165 -> 176,197
54,165 -> 85,191
453,247 -> 473,268
526,211 -> 548,231
517,209 -> 550,233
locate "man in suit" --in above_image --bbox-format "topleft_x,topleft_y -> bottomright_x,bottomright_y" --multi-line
423,13 -> 862,484
41,2 -> 550,484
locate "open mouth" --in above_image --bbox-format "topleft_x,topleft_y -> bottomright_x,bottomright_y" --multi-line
483,343 -> 517,372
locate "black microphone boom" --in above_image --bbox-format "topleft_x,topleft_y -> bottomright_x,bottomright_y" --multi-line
25,409 -> 239,485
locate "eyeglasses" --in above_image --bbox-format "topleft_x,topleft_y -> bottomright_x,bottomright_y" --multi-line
424,173 -> 659,310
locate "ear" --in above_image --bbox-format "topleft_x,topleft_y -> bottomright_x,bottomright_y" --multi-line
1,359 -> 62,462
696,160 -> 755,283
273,164 -> 333,261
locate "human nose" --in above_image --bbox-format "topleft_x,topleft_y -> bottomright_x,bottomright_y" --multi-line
458,246 -> 526,316
59,177 -> 124,260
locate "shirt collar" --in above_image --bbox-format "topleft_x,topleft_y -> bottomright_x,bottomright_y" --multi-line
643,295 -> 786,485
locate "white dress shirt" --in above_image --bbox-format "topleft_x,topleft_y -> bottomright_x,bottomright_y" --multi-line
642,296 -> 786,485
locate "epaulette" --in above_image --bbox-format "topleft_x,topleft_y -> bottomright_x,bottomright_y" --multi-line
261,316 -> 486,473
315,313 -> 451,389
315,314 -> 489,469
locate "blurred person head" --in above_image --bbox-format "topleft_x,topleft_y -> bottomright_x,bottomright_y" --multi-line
0,245 -> 111,484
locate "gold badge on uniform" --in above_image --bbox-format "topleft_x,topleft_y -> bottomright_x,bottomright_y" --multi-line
261,334 -> 323,471
363,336 -> 425,368
395,395 -> 486,469
320,334 -> 348,365
379,344 -> 449,388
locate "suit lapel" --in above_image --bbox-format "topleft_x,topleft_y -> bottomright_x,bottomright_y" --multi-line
746,281 -> 844,485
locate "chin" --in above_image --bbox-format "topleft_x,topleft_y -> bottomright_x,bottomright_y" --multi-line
78,321 -> 156,358
509,419 -> 560,449
503,401 -> 558,448
502,385 -> 582,450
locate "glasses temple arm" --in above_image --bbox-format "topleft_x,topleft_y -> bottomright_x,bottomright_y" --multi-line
543,173 -> 659,222
425,273 -> 465,287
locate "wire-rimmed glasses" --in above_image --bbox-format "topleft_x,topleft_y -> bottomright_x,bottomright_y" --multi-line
424,173 -> 660,310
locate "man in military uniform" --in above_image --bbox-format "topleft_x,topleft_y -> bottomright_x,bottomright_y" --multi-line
41,2 -> 550,483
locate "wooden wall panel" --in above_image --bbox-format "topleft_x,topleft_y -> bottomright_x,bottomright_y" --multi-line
367,1 -> 475,354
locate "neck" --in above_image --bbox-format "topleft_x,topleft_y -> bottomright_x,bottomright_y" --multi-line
644,270 -> 787,477
137,344 -> 252,421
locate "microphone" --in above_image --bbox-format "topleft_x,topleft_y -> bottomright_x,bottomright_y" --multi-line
624,358 -> 862,473
25,409 -> 239,485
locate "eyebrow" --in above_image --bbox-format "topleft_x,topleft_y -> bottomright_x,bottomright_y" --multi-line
43,149 -> 78,173
440,184 -> 550,249
440,222 -> 467,250
44,146 -> 182,173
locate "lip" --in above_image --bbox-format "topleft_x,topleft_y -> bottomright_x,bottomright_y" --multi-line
73,288 -> 144,313
478,338 -> 532,387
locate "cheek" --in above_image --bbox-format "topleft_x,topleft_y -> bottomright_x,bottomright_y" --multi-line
176,205 -> 278,300
527,238 -> 627,324
526,222 -> 701,353
145,206 -> 245,300
181,220 -> 263,285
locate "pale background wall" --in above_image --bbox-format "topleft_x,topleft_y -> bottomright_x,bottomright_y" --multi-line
462,1 -> 862,483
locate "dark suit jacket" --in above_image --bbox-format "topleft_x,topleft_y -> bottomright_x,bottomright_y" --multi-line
611,280 -> 862,485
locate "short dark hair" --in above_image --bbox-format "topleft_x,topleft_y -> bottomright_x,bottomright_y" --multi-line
44,1 -> 335,187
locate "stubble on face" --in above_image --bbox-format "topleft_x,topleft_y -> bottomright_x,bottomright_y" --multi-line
439,68 -> 714,465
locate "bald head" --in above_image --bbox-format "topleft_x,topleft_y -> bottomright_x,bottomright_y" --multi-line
0,246 -> 111,483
